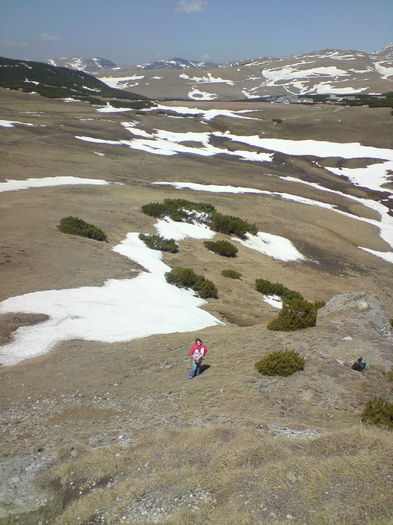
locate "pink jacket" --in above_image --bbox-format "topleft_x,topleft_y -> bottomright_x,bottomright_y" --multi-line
188,343 -> 207,361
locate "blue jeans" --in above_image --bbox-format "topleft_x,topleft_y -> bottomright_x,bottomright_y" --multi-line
189,359 -> 202,378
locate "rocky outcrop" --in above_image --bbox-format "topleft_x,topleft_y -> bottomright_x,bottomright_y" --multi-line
317,291 -> 392,338
316,291 -> 393,367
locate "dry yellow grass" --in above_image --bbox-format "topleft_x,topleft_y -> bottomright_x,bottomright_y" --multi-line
33,424 -> 393,525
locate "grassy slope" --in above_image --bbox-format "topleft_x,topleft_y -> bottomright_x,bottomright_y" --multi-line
1,326 -> 393,525
0,56 -> 152,108
0,91 -> 393,524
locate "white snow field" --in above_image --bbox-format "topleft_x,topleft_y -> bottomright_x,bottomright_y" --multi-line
188,88 -> 218,100
0,176 -> 113,193
263,295 -> 283,309
180,72 -> 234,86
325,161 -> 393,192
232,232 -> 306,262
0,228 -> 222,366
98,75 -> 144,88
262,66 -> 349,85
76,124 -> 273,162
154,218 -> 215,241
96,104 -> 133,113
0,119 -> 35,127
141,104 -> 261,121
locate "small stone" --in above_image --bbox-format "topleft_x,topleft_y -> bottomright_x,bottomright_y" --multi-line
357,301 -> 369,311
287,514 -> 293,520
342,336 -> 353,341
299,390 -> 313,401
286,472 -> 297,483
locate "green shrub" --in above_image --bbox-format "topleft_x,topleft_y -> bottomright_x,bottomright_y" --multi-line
210,212 -> 257,238
361,397 -> 393,430
204,240 -> 238,257
141,202 -> 168,218
267,298 -> 321,331
221,269 -> 241,279
255,350 -> 304,376
255,279 -> 303,302
139,233 -> 178,253
165,267 -> 218,299
141,199 -> 215,223
390,318 -> 393,328
272,118 -> 282,124
196,279 -> 219,299
57,216 -> 107,241
141,199 -> 257,239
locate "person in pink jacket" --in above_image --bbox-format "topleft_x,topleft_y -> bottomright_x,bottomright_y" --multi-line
187,338 -> 207,379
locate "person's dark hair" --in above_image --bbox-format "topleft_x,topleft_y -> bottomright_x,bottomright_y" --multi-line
196,338 -> 202,345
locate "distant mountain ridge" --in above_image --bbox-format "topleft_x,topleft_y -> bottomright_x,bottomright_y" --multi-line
48,56 -> 118,73
89,44 -> 393,101
372,42 -> 393,58
136,57 -> 218,70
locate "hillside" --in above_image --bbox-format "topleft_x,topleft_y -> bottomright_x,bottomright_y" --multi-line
93,45 -> 393,101
0,86 -> 393,524
48,57 -> 118,73
0,56 -> 152,109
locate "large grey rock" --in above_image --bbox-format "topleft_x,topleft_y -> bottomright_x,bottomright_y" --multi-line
0,452 -> 54,517
317,292 -> 392,338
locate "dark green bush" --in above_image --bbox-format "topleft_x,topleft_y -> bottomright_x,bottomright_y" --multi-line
255,350 -> 304,377
57,216 -> 107,241
221,269 -> 241,279
204,240 -> 238,257
196,279 -> 219,299
361,397 -> 393,430
141,199 -> 257,239
267,298 -> 321,331
141,202 -> 169,218
165,267 -> 218,299
141,199 -> 215,223
210,213 -> 257,238
272,118 -> 282,124
255,279 -> 303,302
390,318 -> 393,328
139,233 -> 178,253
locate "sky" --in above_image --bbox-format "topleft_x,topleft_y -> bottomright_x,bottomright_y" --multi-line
0,0 -> 392,65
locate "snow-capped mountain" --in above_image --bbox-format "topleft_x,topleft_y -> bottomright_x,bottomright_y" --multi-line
136,57 -> 217,70
94,45 -> 393,101
373,43 -> 393,59
48,57 -> 118,73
